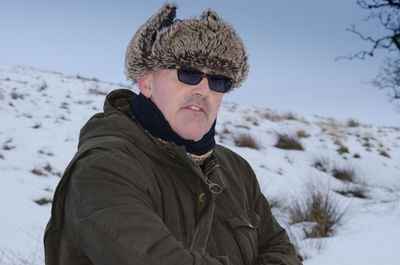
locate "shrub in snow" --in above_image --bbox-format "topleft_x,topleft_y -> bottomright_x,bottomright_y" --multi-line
32,123 -> 41,129
290,189 -> 344,238
296,130 -> 309,138
266,197 -> 283,210
283,112 -> 297,120
244,116 -> 259,126
312,157 -> 330,172
275,134 -> 304,151
336,145 -> 349,155
234,134 -> 260,150
332,166 -> 355,182
347,119 -> 360,127
263,111 -> 283,122
10,91 -> 24,100
379,150 -> 391,158
34,198 -> 52,205
31,168 -> 44,176
221,128 -> 231,135
39,81 -> 47,91
335,185 -> 368,199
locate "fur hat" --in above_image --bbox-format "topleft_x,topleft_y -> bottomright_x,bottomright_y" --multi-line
125,2 -> 249,90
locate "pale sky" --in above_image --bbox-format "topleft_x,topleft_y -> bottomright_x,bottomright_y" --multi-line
1,0 -> 399,126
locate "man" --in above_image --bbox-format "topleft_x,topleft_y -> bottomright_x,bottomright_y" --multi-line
44,3 -> 302,265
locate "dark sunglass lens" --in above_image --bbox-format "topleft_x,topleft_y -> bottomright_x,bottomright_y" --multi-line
208,77 -> 232,93
177,68 -> 203,85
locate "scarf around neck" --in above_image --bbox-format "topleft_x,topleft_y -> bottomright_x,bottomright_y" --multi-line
130,93 -> 216,155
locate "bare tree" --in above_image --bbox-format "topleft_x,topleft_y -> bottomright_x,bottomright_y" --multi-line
373,57 -> 400,101
341,0 -> 400,105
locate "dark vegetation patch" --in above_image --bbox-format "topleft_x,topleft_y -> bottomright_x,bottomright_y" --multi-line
275,134 -> 304,150
290,190 -> 344,238
234,134 -> 260,150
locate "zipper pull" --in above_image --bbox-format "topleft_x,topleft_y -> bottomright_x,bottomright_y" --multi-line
206,177 -> 223,194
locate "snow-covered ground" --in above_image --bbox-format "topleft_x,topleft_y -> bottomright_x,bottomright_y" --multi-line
0,65 -> 399,264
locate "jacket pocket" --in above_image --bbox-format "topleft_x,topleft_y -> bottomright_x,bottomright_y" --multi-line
225,212 -> 260,265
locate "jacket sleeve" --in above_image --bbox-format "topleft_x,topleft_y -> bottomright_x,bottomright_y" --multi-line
237,157 -> 302,265
65,149 -> 233,265
253,193 -> 302,265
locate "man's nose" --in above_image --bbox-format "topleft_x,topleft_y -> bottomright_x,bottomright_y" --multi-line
191,77 -> 210,97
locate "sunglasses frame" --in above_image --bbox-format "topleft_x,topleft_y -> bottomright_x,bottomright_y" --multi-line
175,67 -> 233,93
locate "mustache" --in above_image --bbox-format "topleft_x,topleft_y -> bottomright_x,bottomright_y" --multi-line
180,95 -> 211,113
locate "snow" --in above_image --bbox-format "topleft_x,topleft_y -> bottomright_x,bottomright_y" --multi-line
0,64 -> 399,264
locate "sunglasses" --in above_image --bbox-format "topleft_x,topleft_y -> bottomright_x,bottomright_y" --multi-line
176,67 -> 233,93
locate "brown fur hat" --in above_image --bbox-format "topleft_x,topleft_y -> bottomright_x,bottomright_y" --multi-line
125,2 -> 249,90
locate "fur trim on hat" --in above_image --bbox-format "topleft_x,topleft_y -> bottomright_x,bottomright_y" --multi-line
125,2 -> 249,90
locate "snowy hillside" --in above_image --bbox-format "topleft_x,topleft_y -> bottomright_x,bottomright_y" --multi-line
0,65 -> 399,265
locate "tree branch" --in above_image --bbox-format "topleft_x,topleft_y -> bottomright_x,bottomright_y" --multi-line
343,0 -> 400,105
357,0 -> 400,9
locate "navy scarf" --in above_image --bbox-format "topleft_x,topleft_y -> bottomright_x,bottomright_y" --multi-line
130,93 -> 216,155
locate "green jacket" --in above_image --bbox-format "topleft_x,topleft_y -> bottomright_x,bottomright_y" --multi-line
44,89 -> 301,265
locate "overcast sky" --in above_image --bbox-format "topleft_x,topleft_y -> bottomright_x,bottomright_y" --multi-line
1,0 -> 398,127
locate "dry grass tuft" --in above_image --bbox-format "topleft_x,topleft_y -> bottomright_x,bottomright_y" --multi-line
379,150 -> 391,158
275,134 -> 304,150
264,112 -> 283,122
39,82 -> 48,91
363,141 -> 372,148
283,112 -> 297,120
31,168 -> 44,176
38,150 -> 54,156
336,145 -> 349,155
77,74 -> 99,82
263,111 -> 301,122
234,134 -> 260,150
44,163 -> 52,172
221,128 -> 231,135
336,186 -> 368,199
2,144 -> 15,151
312,157 -> 330,172
234,124 -> 250,130
334,139 -> 342,146
88,88 -> 107,95
10,91 -> 24,100
332,166 -> 355,182
347,119 -> 360,127
2,139 -> 15,150
296,130 -> 309,138
32,123 -> 41,129
266,197 -> 283,210
290,189 -> 344,238
34,198 -> 52,205
313,157 -> 358,183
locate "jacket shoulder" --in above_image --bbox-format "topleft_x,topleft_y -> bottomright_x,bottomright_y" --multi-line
214,144 -> 259,191
214,144 -> 253,172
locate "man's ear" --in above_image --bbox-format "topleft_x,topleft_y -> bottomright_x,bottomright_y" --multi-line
137,74 -> 153,98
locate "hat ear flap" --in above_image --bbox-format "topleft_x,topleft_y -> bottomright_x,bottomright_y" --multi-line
125,3 -> 177,83
199,9 -> 224,32
143,3 -> 177,46
201,9 -> 220,23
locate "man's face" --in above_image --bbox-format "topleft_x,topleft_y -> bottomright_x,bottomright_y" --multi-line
139,69 -> 223,141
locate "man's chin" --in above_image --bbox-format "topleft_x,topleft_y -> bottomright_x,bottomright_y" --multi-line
176,129 -> 206,142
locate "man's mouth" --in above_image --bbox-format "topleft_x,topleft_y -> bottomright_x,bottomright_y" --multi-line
185,104 -> 205,113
